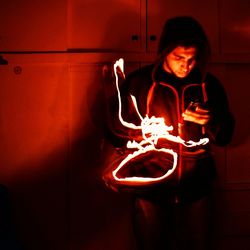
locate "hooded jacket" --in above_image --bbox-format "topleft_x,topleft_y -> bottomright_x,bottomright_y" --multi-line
103,17 -> 234,202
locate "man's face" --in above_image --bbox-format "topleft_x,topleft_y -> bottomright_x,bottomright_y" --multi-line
163,46 -> 197,78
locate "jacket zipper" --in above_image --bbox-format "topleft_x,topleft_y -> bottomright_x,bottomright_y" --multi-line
157,82 -> 183,191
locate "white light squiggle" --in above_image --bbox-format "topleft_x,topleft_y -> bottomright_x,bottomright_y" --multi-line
112,58 -> 209,184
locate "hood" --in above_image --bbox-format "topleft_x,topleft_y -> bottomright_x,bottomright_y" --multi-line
152,16 -> 211,82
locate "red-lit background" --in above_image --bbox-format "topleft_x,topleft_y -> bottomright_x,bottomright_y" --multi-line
0,0 -> 250,250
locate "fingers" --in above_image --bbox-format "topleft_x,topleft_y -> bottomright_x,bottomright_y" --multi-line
182,109 -> 210,125
195,106 -> 210,114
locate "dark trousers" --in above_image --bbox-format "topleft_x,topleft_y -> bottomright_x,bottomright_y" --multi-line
132,195 -> 215,250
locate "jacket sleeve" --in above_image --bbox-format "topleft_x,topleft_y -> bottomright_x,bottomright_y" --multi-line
204,74 -> 235,146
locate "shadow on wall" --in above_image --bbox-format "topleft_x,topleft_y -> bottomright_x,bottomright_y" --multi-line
7,145 -> 70,250
0,184 -> 23,250
3,89 -> 134,250
69,49 -> 137,250
6,138 -> 132,250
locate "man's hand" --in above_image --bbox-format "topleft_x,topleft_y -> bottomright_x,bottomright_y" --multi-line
182,102 -> 211,125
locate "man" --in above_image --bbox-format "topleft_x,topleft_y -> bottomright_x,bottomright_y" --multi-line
103,16 -> 234,250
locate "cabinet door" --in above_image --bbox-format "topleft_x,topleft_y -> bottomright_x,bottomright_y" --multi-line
220,0 -> 250,54
68,0 -> 142,52
147,0 -> 219,54
0,0 -> 67,51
